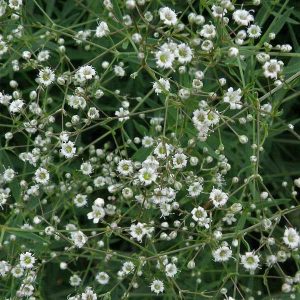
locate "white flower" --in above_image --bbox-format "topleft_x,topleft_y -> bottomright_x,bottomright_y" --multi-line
73,194 -> 88,207
283,228 -> 300,249
153,78 -> 170,94
67,95 -> 86,109
34,167 -> 50,185
228,47 -> 239,57
188,181 -> 203,197
0,260 -> 10,276
142,136 -> 154,148
114,65 -> 125,77
172,153 -> 187,169
81,287 -> 97,300
263,59 -> 283,79
9,0 -> 22,10
115,107 -> 130,121
20,252 -> 35,269
159,7 -> 177,26
176,43 -> 193,64
61,141 -> 76,158
0,0 -> 7,17
0,192 -> 9,208
200,24 -> 216,39
70,274 -> 82,286
154,142 -> 172,159
130,222 -> 148,242
155,49 -> 175,69
233,9 -> 254,26
76,65 -> 96,82
241,251 -> 260,271
0,40 -> 8,56
247,25 -> 262,39
96,272 -> 110,285
80,161 -> 93,175
37,50 -> 50,62
9,99 -> 24,113
71,230 -> 88,248
138,167 -> 157,186
165,263 -> 177,277
150,279 -> 164,294
117,159 -> 134,176
38,67 -> 55,86
212,245 -> 232,262
223,87 -> 242,109
11,264 -> 24,278
3,168 -> 16,182
212,5 -> 227,18
95,21 -> 110,37
191,206 -> 207,222
87,199 -> 106,223
209,188 -> 228,207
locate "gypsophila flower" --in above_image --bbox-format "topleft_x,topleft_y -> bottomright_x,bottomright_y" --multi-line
117,159 -> 134,175
159,7 -> 177,26
210,188 -> 228,207
34,167 -> 50,185
150,279 -> 164,294
0,260 -> 10,276
153,78 -> 170,94
223,87 -> 242,109
233,9 -> 254,26
73,194 -> 88,207
263,59 -> 283,79
95,21 -> 109,37
38,67 -> 55,86
20,252 -> 35,269
80,161 -> 93,175
96,272 -> 110,285
283,228 -> 300,249
241,251 -> 260,271
213,245 -> 232,262
87,198 -> 106,223
138,167 -> 157,186
61,141 -> 76,158
115,107 -> 130,121
76,65 -> 96,82
155,49 -> 175,69
71,231 -> 88,248
247,25 -> 262,38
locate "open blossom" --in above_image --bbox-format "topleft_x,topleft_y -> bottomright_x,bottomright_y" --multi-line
71,231 -> 88,248
283,228 -> 300,249
241,251 -> 260,271
138,167 -> 157,185
95,21 -> 109,37
75,65 -> 96,82
150,279 -> 164,294
61,141 -> 76,158
223,87 -> 242,109
209,188 -> 228,207
263,59 -> 283,79
34,167 -> 50,185
38,67 -> 55,86
153,78 -> 170,94
155,49 -> 175,69
233,9 -> 254,26
159,7 -> 177,26
212,245 -> 232,262
20,252 -> 35,269
130,222 -> 153,242
87,198 -> 106,223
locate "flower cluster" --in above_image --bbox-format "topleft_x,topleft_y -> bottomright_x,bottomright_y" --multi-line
0,0 -> 299,299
